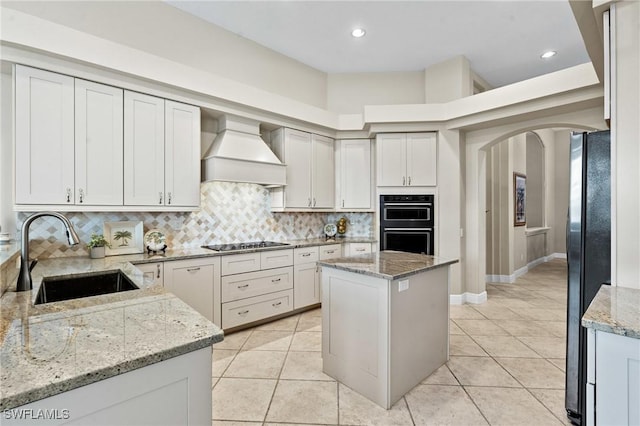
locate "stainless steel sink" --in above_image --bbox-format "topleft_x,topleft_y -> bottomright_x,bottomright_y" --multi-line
34,271 -> 139,305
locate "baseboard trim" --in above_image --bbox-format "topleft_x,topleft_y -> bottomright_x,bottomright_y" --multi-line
450,291 -> 488,305
486,253 -> 566,284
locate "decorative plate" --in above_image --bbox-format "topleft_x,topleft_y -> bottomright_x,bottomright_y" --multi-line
324,223 -> 337,238
144,229 -> 167,252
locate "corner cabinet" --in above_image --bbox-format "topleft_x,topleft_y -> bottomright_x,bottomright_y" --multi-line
377,133 -> 437,187
270,128 -> 335,210
336,139 -> 373,210
14,65 -> 200,211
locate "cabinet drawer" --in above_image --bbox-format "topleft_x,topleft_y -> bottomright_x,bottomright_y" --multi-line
349,243 -> 372,255
221,290 -> 293,329
294,247 -> 319,264
261,249 -> 294,270
319,244 -> 342,260
222,266 -> 293,303
221,252 -> 261,276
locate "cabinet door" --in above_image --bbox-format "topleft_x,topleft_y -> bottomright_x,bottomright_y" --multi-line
135,262 -> 164,287
294,262 -> 320,309
75,79 -> 123,205
15,65 -> 75,204
284,129 -> 312,208
377,134 -> 406,187
312,134 -> 335,208
406,133 -> 437,186
164,258 -> 219,323
340,139 -> 372,209
165,100 -> 200,207
124,91 -> 165,206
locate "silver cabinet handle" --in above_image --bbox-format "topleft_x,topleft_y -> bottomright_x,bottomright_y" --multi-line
168,192 -> 172,205
78,188 -> 84,203
408,176 -> 412,186
308,198 -> 311,207
238,310 -> 249,315
342,200 -> 345,208
302,253 -> 311,257
66,188 -> 71,203
159,192 -> 163,204
326,250 -> 335,254
156,264 -> 161,279
313,198 -> 316,207
238,284 -> 249,289
355,248 -> 366,252
272,301 -> 282,307
271,278 -> 281,282
186,267 -> 200,272
402,176 -> 406,186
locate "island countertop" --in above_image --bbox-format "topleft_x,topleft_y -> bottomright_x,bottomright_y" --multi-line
0,257 -> 223,411
318,251 -> 458,280
582,285 -> 640,339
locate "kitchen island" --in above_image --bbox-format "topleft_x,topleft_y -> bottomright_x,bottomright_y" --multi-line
0,256 -> 223,425
318,251 -> 457,409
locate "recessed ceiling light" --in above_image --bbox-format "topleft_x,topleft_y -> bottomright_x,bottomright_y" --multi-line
541,50 -> 557,59
351,28 -> 366,38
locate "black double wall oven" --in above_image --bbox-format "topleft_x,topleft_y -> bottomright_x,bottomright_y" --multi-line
379,195 -> 434,255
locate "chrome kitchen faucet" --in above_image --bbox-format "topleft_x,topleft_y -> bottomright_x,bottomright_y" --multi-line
16,212 -> 80,292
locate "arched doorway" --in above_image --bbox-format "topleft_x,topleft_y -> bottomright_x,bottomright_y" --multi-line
462,106 -> 604,302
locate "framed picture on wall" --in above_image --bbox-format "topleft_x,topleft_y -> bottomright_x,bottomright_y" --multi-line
104,221 -> 144,256
514,173 -> 526,226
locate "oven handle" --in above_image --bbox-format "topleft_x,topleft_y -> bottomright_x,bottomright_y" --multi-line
383,228 -> 432,232
383,203 -> 432,207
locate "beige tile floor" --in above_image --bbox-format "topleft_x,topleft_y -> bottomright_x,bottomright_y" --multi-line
211,259 -> 570,426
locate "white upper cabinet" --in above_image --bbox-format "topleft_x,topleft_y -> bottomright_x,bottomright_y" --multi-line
75,79 -> 123,205
15,65 -> 75,205
377,132 -> 437,187
312,134 -> 335,208
15,65 -> 200,211
271,128 -> 335,210
337,139 -> 373,210
124,91 -> 165,206
164,100 -> 201,207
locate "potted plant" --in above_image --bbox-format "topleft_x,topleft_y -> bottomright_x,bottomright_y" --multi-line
87,234 -> 111,259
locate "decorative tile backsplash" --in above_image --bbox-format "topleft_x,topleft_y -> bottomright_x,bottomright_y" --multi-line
16,182 -> 374,259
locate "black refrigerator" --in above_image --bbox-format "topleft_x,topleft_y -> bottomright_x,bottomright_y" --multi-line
565,130 -> 611,425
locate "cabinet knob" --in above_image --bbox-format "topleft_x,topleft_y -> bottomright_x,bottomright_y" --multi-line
66,188 -> 71,203
308,198 -> 311,207
168,192 -> 172,205
159,192 -> 163,204
408,176 -> 412,186
313,198 -> 316,207
78,188 -> 84,203
402,177 -> 406,186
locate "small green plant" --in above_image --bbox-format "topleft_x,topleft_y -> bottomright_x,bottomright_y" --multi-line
87,234 -> 111,249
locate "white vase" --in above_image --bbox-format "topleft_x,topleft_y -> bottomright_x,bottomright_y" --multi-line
90,246 -> 106,259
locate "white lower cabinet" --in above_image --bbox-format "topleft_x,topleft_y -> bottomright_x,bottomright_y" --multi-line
135,262 -> 164,286
588,328 -> 640,426
163,258 -> 220,323
3,347 -> 211,426
294,244 -> 342,309
220,249 -> 294,329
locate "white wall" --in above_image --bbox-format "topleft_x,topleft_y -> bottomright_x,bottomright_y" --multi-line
424,56 -> 473,103
553,130 -> 572,255
1,1 -> 329,110
511,134 -> 527,271
327,72 -> 425,114
612,1 -> 640,289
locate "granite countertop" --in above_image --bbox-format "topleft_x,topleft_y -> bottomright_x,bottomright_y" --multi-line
0,242 -> 20,268
0,257 -> 223,410
582,285 -> 640,339
318,250 -> 458,280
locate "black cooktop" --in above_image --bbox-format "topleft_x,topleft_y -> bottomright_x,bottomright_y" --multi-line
202,241 -> 290,252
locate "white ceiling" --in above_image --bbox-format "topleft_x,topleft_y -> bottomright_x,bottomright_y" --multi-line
166,0 -> 590,88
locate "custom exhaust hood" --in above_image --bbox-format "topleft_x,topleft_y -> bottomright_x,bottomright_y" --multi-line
202,114 -> 286,186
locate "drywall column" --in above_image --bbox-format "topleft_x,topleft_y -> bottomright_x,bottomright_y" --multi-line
611,1 -> 640,289
438,129 -> 463,299
0,68 -> 15,236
